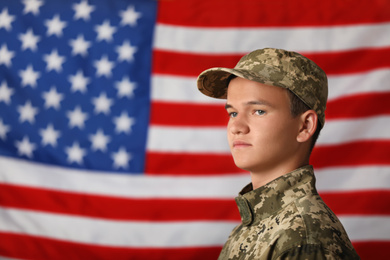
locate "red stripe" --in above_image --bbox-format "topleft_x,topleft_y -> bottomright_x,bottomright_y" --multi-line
326,92 -> 390,119
145,152 -> 242,175
0,223 -> 389,260
0,232 -> 221,260
312,141 -> 390,169
157,0 -> 390,27
1,184 -> 389,220
304,47 -> 390,75
0,183 -> 239,221
353,241 -> 390,259
146,141 -> 390,175
150,93 -> 389,127
150,101 -> 228,126
153,50 -> 240,77
153,47 -> 390,77
1,185 -> 388,222
320,190 -> 390,216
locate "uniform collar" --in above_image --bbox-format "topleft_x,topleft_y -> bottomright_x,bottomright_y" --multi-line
235,165 -> 317,226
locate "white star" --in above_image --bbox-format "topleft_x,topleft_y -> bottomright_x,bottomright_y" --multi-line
69,34 -> 91,57
67,106 -> 88,129
0,44 -> 15,67
19,64 -> 41,88
113,111 -> 135,134
116,40 -> 137,62
65,142 -> 86,165
42,86 -> 64,110
39,124 -> 61,147
72,0 -> 95,21
45,14 -> 67,37
94,55 -> 115,78
119,5 -> 141,27
0,8 -> 15,31
89,129 -> 111,152
91,92 -> 113,115
0,81 -> 14,104
68,70 -> 90,93
95,20 -> 116,42
115,76 -> 136,99
0,119 -> 10,140
111,147 -> 131,169
17,100 -> 39,124
19,28 -> 40,51
15,136 -> 37,158
43,49 -> 66,72
22,0 -> 44,16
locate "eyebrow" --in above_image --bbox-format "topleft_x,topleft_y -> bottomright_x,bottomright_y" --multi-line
225,100 -> 273,110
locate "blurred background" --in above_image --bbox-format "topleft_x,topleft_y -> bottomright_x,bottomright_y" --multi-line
0,0 -> 389,259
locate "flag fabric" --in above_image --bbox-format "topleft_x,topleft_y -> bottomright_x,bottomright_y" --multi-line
0,0 -> 389,259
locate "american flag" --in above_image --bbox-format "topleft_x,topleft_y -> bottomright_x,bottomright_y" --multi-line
0,0 -> 389,259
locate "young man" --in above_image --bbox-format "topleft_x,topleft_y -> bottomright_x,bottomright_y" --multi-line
197,48 -> 360,259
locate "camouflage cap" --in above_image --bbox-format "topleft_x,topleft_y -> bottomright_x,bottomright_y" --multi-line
197,48 -> 328,127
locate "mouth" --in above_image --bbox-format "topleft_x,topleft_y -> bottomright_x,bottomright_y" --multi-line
232,140 -> 252,149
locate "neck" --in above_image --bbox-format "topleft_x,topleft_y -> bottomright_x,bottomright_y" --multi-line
250,158 -> 309,190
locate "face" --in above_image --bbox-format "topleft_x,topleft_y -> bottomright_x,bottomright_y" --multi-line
225,77 -> 302,174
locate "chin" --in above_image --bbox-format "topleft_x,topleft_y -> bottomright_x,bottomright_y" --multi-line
232,158 -> 256,172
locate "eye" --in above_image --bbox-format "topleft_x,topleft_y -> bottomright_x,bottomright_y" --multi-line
254,110 -> 265,116
228,111 -> 238,118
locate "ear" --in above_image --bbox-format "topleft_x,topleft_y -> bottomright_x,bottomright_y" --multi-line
296,110 -> 318,143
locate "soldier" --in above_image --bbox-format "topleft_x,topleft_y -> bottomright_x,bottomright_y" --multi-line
197,48 -> 360,259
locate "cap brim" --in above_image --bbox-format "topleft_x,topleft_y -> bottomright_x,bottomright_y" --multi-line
197,67 -> 263,99
197,66 -> 291,99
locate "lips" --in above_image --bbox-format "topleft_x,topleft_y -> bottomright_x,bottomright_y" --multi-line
232,140 -> 252,148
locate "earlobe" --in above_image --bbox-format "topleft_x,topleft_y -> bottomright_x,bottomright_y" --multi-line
296,110 -> 318,143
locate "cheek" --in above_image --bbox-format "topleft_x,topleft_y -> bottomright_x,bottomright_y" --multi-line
265,120 -> 299,149
250,130 -> 275,152
252,119 -> 294,146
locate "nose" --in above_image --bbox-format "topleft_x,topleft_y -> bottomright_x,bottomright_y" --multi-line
229,115 -> 249,135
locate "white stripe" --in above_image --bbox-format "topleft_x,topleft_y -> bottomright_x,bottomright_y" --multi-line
0,207 -> 387,247
315,166 -> 390,192
0,207 -> 234,247
1,157 -> 390,197
151,75 -> 225,104
317,116 -> 390,145
152,69 -> 390,103
147,126 -> 229,153
0,156 -> 248,198
147,116 -> 390,153
328,69 -> 390,100
340,216 -> 390,241
154,23 -> 390,53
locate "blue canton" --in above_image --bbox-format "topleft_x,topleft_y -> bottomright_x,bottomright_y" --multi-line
0,0 -> 157,173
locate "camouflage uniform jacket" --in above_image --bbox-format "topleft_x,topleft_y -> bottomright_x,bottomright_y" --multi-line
218,165 -> 360,260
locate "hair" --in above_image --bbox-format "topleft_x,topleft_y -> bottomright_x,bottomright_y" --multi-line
227,74 -> 321,154
286,90 -> 321,154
